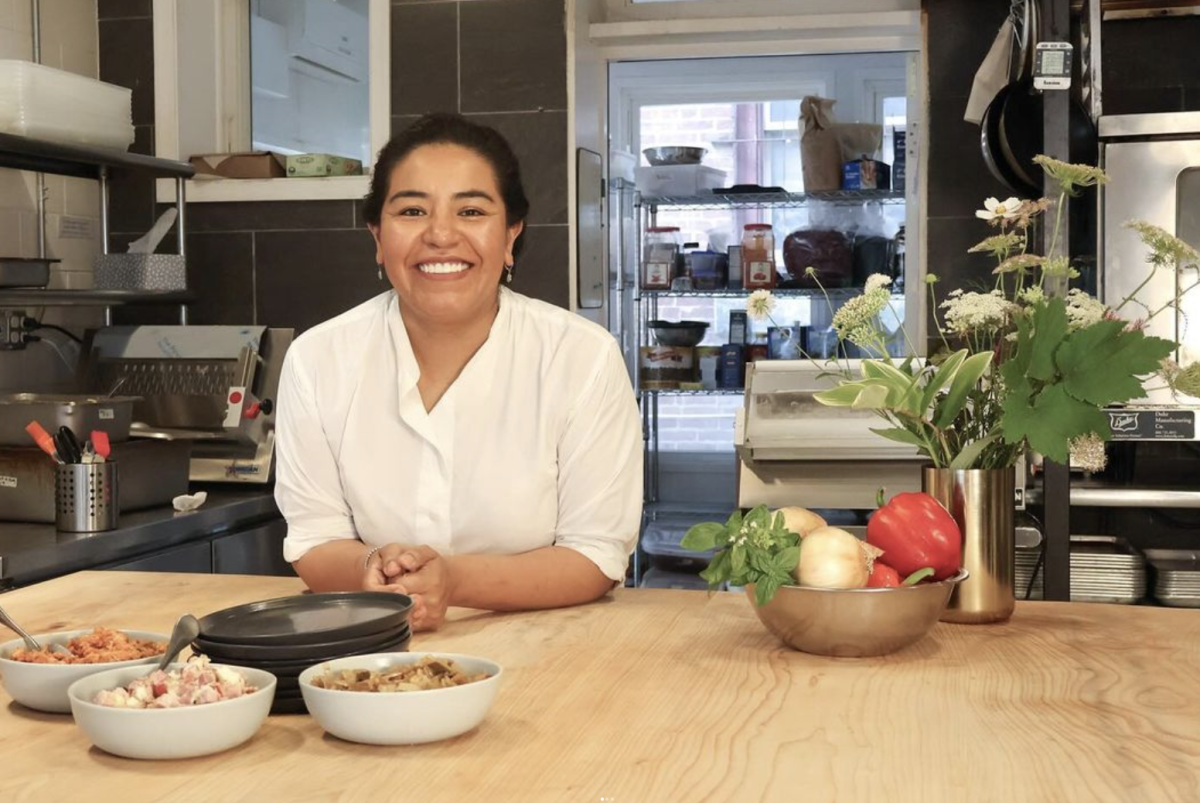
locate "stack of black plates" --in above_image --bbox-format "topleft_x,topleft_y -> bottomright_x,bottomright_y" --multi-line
191,592 -> 414,715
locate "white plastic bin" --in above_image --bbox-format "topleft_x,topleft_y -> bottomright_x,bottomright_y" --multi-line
0,60 -> 134,150
634,164 -> 727,198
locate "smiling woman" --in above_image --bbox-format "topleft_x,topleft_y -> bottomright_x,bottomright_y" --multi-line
274,114 -> 644,632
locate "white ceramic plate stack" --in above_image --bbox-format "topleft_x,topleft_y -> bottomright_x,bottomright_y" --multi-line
1145,549 -> 1200,608
1016,535 -> 1147,603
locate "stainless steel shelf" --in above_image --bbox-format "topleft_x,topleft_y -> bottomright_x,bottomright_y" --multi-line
0,289 -> 193,307
643,189 -> 904,211
0,132 -> 193,180
1027,486 -> 1200,509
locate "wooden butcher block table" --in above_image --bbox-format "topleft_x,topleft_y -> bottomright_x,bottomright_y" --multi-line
0,571 -> 1197,802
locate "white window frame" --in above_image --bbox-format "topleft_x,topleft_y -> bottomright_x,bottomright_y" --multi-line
152,0 -> 390,203
609,59 -> 833,160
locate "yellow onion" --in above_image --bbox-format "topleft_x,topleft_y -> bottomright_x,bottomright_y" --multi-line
774,506 -> 828,538
795,526 -> 872,589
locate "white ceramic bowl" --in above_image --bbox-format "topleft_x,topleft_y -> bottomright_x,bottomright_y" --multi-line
67,663 -> 277,760
0,629 -> 168,714
299,652 -> 502,745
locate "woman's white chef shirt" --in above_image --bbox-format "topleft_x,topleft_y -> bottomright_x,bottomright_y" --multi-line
274,286 -> 644,582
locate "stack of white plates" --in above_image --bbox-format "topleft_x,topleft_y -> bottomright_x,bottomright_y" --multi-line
1145,549 -> 1200,608
1016,535 -> 1147,604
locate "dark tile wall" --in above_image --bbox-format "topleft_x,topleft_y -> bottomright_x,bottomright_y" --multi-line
922,0 -> 1015,343
98,0 -> 569,331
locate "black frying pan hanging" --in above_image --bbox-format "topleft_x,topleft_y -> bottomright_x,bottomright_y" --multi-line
981,0 -> 1041,196
979,1 -> 1097,198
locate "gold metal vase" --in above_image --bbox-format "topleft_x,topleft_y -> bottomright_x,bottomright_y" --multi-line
922,467 -> 1015,624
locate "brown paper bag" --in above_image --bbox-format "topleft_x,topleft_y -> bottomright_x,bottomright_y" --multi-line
832,123 -> 884,162
800,96 -> 843,192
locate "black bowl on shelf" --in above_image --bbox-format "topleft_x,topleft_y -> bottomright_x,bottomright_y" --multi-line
649,320 -> 708,348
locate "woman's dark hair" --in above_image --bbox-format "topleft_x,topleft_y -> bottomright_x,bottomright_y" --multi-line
362,113 -> 530,257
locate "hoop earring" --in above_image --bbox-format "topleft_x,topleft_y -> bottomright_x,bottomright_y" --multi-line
504,263 -> 514,284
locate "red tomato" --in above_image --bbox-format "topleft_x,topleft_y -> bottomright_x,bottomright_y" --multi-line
867,562 -> 902,588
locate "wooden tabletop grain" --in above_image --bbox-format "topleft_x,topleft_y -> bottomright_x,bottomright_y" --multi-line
0,571 -> 1197,803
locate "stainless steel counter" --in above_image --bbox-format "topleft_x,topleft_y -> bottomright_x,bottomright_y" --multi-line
0,487 -> 281,587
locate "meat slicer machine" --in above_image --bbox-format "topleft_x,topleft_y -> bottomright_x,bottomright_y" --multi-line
81,326 -> 294,483
734,360 -> 926,511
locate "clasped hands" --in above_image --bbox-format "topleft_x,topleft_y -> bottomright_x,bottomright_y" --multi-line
363,544 -> 454,631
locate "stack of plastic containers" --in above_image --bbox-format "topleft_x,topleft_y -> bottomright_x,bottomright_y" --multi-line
0,60 -> 134,150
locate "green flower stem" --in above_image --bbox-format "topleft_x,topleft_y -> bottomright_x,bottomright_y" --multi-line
887,301 -> 920,359
1146,273 -> 1200,321
928,282 -> 951,353
1047,192 -> 1066,266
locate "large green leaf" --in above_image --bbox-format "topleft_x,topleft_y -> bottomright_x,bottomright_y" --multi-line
934,351 -> 993,428
920,349 -> 967,415
1055,320 -> 1176,406
700,550 -> 730,586
870,427 -> 927,448
773,545 -> 801,574
1001,311 -> 1034,389
851,383 -> 891,410
681,522 -> 725,551
1001,384 -> 1111,463
1028,298 -> 1070,381
814,382 -> 869,407
862,360 -> 921,411
949,430 -> 999,469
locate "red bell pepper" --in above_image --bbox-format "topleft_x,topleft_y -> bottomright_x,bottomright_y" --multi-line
866,491 -> 962,581
867,562 -> 901,588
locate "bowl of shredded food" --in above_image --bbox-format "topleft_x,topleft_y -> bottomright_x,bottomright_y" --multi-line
0,627 -> 168,713
299,653 -> 502,745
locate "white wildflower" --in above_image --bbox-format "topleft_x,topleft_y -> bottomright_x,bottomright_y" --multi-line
1069,432 -> 1108,474
864,274 -> 893,294
947,288 -> 963,298
833,287 -> 891,344
1176,364 -> 1200,397
1065,288 -> 1107,331
746,289 -> 777,322
1125,221 -> 1200,270
940,290 -> 1016,334
1018,285 -> 1046,305
975,197 -> 1022,222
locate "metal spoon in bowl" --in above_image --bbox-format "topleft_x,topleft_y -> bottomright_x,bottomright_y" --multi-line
0,603 -> 71,655
157,614 -> 200,671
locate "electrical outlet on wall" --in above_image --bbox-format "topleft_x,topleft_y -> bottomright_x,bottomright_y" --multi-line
0,309 -> 27,350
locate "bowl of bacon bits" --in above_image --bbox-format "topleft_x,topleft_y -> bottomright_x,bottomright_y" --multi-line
66,655 -> 276,760
0,627 -> 168,713
299,653 -> 502,745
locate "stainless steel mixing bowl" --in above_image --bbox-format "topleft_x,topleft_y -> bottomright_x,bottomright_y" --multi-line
746,570 -> 969,657
643,146 -> 707,166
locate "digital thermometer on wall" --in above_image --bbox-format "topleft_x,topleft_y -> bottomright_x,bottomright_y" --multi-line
1034,42 -> 1073,90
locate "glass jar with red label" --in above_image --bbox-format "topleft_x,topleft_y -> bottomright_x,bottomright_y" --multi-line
741,224 -> 776,289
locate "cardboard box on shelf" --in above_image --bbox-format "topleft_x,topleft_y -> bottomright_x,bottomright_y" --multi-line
189,152 -> 287,179
842,158 -> 891,191
285,153 -> 364,177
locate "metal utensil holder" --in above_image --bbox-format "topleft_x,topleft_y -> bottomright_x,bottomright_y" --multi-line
55,461 -> 119,532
